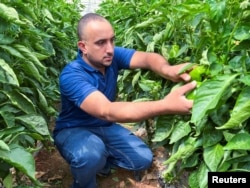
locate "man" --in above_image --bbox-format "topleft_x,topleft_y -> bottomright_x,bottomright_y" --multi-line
53,13 -> 196,188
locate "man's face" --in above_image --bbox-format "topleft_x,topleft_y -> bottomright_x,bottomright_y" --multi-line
78,20 -> 115,72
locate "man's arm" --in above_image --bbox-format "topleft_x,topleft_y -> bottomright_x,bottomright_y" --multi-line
129,51 -> 191,82
80,82 -> 194,123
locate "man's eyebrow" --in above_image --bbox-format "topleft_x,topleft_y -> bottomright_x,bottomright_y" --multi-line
95,36 -> 116,43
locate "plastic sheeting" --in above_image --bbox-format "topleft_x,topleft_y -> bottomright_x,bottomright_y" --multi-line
81,0 -> 103,15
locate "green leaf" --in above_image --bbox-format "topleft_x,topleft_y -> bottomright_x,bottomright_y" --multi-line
188,170 -> 199,188
182,153 -> 199,169
164,138 -> 197,164
15,114 -> 50,136
21,61 -> 41,82
217,87 -> 250,130
0,127 -> 25,140
132,71 -> 141,87
0,144 -> 37,183
42,8 -> 61,23
226,155 -> 250,164
169,121 -> 191,144
224,133 -> 250,150
5,90 -> 36,114
197,162 -> 209,188
0,59 -> 19,86
0,34 -> 15,45
178,63 -> 196,75
134,17 -> 164,28
138,82 -> 151,92
0,140 -> 10,151
3,173 -> 13,188
234,26 -> 250,41
0,45 -> 25,59
202,125 -> 223,148
34,52 -> 50,60
169,44 -> 180,59
191,74 -> 238,125
152,116 -> 174,142
13,44 -> 47,73
203,144 -> 224,171
0,3 -> 24,24
0,111 -> 15,127
37,88 -> 48,109
208,1 -> 226,24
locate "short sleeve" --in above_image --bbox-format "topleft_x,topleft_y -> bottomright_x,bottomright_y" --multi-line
59,65 -> 97,108
113,47 -> 136,70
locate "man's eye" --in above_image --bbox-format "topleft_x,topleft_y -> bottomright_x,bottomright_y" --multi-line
97,41 -> 105,45
111,38 -> 116,43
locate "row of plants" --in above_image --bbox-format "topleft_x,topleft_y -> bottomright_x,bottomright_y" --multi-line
97,0 -> 250,187
0,0 -> 82,187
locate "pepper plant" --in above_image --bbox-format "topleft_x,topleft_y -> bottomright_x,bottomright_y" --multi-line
0,0 -> 82,186
97,0 -> 250,187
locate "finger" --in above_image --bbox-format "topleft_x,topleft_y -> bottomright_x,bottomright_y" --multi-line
179,72 -> 191,82
178,81 -> 197,94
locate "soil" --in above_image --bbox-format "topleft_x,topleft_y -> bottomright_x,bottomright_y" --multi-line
35,145 -> 165,188
34,126 -> 188,188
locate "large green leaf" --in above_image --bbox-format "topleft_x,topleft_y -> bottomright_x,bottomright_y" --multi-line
197,162 -> 209,188
234,26 -> 250,41
15,114 -> 51,136
152,115 -> 174,142
4,90 -> 36,114
169,121 -> 191,144
21,60 -> 41,82
0,34 -> 15,45
0,59 -> 19,86
224,133 -> 250,150
0,144 -> 37,183
208,1 -> 226,24
0,3 -> 24,24
13,44 -> 47,73
42,8 -> 61,23
191,74 -> 238,125
0,45 -> 25,59
203,144 -> 224,171
217,87 -> 250,130
188,170 -> 199,188
0,105 -> 20,128
202,125 -> 223,148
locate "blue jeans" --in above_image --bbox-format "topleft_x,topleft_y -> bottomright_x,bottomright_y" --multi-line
53,123 -> 153,188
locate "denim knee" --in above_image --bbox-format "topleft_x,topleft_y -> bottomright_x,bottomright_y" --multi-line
54,128 -> 108,170
134,147 -> 153,170
68,135 -> 107,170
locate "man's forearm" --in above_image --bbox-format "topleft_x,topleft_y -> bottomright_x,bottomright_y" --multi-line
101,100 -> 167,123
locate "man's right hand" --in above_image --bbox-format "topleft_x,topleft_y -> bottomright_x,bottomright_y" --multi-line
163,81 -> 197,114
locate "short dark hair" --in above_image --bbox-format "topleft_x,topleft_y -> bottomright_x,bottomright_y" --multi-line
77,13 -> 106,40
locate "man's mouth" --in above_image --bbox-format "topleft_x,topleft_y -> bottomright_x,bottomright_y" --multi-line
104,56 -> 113,61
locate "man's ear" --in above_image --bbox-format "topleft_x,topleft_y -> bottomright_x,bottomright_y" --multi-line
77,41 -> 87,54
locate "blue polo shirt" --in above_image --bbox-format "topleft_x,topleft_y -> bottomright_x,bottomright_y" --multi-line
54,47 -> 136,133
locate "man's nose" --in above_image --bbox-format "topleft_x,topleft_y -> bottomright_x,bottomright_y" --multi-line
106,41 -> 114,53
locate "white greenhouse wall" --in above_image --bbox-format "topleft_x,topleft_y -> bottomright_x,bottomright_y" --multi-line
81,0 -> 103,15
